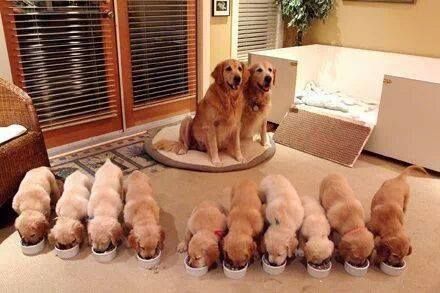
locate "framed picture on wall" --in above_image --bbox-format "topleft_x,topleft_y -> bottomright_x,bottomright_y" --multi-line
213,0 -> 230,16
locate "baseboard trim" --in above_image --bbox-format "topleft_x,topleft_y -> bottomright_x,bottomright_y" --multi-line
48,112 -> 193,159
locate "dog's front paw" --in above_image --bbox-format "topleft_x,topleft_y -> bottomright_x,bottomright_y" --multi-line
236,154 -> 246,164
177,242 -> 187,253
212,158 -> 222,167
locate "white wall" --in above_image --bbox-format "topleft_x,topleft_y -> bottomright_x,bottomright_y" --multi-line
0,15 -> 12,81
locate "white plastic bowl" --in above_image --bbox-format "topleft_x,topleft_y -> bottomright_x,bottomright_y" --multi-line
223,260 -> 248,280
262,254 -> 286,275
21,238 -> 45,255
184,255 -> 208,277
380,260 -> 406,276
92,245 -> 117,263
137,250 -> 161,269
307,261 -> 332,278
344,260 -> 369,277
55,244 -> 80,259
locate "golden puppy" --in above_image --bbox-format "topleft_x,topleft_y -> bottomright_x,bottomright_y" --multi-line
48,171 -> 92,249
223,180 -> 264,268
87,159 -> 124,252
154,59 -> 249,166
319,174 -> 374,266
177,200 -> 227,268
368,165 -> 427,266
12,166 -> 61,245
241,61 -> 276,146
259,175 -> 304,266
299,196 -> 334,265
124,171 -> 164,259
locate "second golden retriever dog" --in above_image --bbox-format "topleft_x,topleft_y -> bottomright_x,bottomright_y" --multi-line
48,171 -> 92,249
223,180 -> 264,268
368,165 -> 427,266
124,171 -> 164,259
177,200 -> 227,268
320,174 -> 374,266
154,59 -> 249,166
299,196 -> 334,266
12,166 -> 61,245
87,159 -> 124,252
241,61 -> 276,146
259,175 -> 304,266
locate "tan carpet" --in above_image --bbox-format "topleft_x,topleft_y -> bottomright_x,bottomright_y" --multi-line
1,144 -> 439,293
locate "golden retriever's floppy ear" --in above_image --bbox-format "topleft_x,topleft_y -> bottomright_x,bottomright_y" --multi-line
33,218 -> 50,235
272,68 -> 277,86
287,236 -> 298,258
72,221 -> 84,244
241,62 -> 250,85
127,230 -> 139,250
211,61 -> 224,85
205,243 -> 220,268
376,238 -> 391,259
110,222 -> 123,246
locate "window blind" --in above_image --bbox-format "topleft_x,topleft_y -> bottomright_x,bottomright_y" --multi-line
237,0 -> 279,62
2,0 -> 118,130
127,0 -> 197,108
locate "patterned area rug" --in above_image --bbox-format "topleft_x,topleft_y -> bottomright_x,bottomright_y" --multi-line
50,128 -> 167,180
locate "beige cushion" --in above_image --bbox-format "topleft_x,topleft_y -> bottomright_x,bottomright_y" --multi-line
144,124 -> 275,172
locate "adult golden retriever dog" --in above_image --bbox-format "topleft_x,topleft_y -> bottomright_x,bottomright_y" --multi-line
154,59 -> 249,166
241,61 -> 275,146
368,165 -> 427,266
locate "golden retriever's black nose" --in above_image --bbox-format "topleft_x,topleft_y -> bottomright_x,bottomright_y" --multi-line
234,75 -> 241,84
264,75 -> 272,85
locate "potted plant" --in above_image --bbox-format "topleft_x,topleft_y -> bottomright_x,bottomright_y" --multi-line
275,0 -> 335,46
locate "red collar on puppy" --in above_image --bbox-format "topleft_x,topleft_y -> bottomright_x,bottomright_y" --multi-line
214,230 -> 225,240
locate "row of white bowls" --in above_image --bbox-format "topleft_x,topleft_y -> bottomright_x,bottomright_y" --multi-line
20,238 -> 161,269
22,239 -> 405,276
185,255 -> 406,279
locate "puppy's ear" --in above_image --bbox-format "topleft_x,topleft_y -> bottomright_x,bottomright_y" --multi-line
241,62 -> 250,85
272,68 -> 277,86
127,230 -> 139,250
211,61 -> 224,85
205,243 -> 220,268
287,236 -> 298,258
110,222 -> 123,246
72,222 -> 84,244
48,230 -> 56,245
33,219 -> 50,235
377,240 -> 391,259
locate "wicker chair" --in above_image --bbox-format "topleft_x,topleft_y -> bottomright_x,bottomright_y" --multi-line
0,78 -> 50,207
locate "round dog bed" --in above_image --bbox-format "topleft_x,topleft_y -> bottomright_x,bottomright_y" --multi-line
144,124 -> 276,172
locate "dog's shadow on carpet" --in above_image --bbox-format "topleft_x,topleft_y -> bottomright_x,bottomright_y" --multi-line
159,209 -> 178,269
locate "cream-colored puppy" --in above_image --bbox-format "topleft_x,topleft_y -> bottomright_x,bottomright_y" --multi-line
299,196 -> 334,265
124,171 -> 164,259
49,171 -> 92,249
13,166 -> 61,245
87,159 -> 124,252
259,175 -> 304,266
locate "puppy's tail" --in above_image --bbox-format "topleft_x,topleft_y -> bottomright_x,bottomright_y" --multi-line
398,165 -> 429,180
153,116 -> 193,155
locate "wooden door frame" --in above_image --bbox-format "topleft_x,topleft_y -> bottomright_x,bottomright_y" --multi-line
0,0 -> 124,148
115,0 -> 210,130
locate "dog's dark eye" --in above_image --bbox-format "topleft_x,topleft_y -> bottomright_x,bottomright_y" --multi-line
30,233 -> 36,238
238,66 -> 243,72
225,66 -> 232,71
257,68 -> 263,73
268,68 -> 273,72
